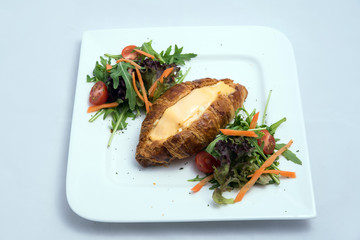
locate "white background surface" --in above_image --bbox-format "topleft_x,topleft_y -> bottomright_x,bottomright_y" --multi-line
1,0 -> 359,239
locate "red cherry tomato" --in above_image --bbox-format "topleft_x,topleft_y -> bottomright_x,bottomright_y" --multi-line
89,81 -> 108,105
121,45 -> 139,60
195,151 -> 220,174
257,130 -> 276,155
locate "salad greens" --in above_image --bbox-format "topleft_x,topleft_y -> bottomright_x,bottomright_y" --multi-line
190,92 -> 302,204
87,41 -> 197,147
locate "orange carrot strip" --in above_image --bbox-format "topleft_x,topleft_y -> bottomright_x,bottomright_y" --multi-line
247,170 -> 296,178
220,129 -> 258,138
191,174 -> 214,192
234,139 -> 293,203
134,49 -> 155,59
132,71 -> 145,102
159,67 -> 174,83
135,67 -> 150,113
249,112 -> 259,129
115,58 -> 142,69
148,67 -> 175,98
106,64 -> 112,72
87,102 -> 119,113
148,80 -> 159,98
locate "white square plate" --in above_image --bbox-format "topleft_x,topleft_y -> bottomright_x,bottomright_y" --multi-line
66,26 -> 316,222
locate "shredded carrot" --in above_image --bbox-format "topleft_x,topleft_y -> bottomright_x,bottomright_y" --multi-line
191,174 -> 214,192
249,112 -> 259,129
132,71 -> 144,102
106,64 -> 112,72
248,170 -> 296,178
220,129 -> 258,138
87,102 -> 119,113
234,139 -> 293,203
135,67 -> 150,113
148,80 -> 158,98
159,67 -> 174,83
116,58 -> 142,69
148,67 -> 175,98
134,49 -> 155,59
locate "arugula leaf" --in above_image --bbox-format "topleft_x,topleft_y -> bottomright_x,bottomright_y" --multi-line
262,90 -> 272,125
275,143 -> 303,165
187,175 -> 206,182
100,56 -> 110,67
88,109 -> 105,122
140,41 -> 165,63
176,67 -> 191,84
160,44 -> 197,65
110,62 -> 137,110
268,117 -> 286,135
140,41 -> 197,66
205,134 -> 227,154
87,75 -> 96,82
107,105 -> 136,147
92,61 -> 107,82
104,53 -> 122,60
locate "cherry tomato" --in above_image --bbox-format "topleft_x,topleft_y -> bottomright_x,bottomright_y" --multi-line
195,151 -> 220,174
257,130 -> 276,155
89,81 -> 108,105
121,45 -> 139,60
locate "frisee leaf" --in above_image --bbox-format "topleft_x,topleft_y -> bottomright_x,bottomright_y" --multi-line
212,188 -> 234,204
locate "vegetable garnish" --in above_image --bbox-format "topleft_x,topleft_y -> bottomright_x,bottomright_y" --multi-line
219,129 -> 258,137
233,139 -> 293,203
191,174 -> 214,192
87,102 -> 119,113
247,170 -> 296,178
132,71 -> 144,102
159,67 -> 174,83
135,67 -> 150,113
134,49 -> 155,59
249,112 -> 259,129
121,45 -> 139,60
87,41 -> 197,147
189,91 -> 302,204
148,67 -> 175,97
115,58 -> 142,69
106,64 -> 112,71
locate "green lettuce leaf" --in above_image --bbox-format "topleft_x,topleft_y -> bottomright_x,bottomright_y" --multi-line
212,188 -> 234,205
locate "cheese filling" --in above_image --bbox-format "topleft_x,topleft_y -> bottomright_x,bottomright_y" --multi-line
149,81 -> 235,141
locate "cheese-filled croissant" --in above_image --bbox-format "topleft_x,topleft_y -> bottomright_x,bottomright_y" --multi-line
135,78 -> 248,167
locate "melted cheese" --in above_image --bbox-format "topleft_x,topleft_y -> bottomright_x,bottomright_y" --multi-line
149,81 -> 235,141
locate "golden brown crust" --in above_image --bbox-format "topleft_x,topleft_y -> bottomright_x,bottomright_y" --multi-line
135,78 -> 248,167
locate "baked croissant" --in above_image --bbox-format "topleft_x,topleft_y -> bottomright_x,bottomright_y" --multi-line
136,78 -> 248,167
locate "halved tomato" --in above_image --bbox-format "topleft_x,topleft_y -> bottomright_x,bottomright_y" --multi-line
121,45 -> 139,60
195,151 -> 220,173
257,130 -> 276,155
89,81 -> 108,105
